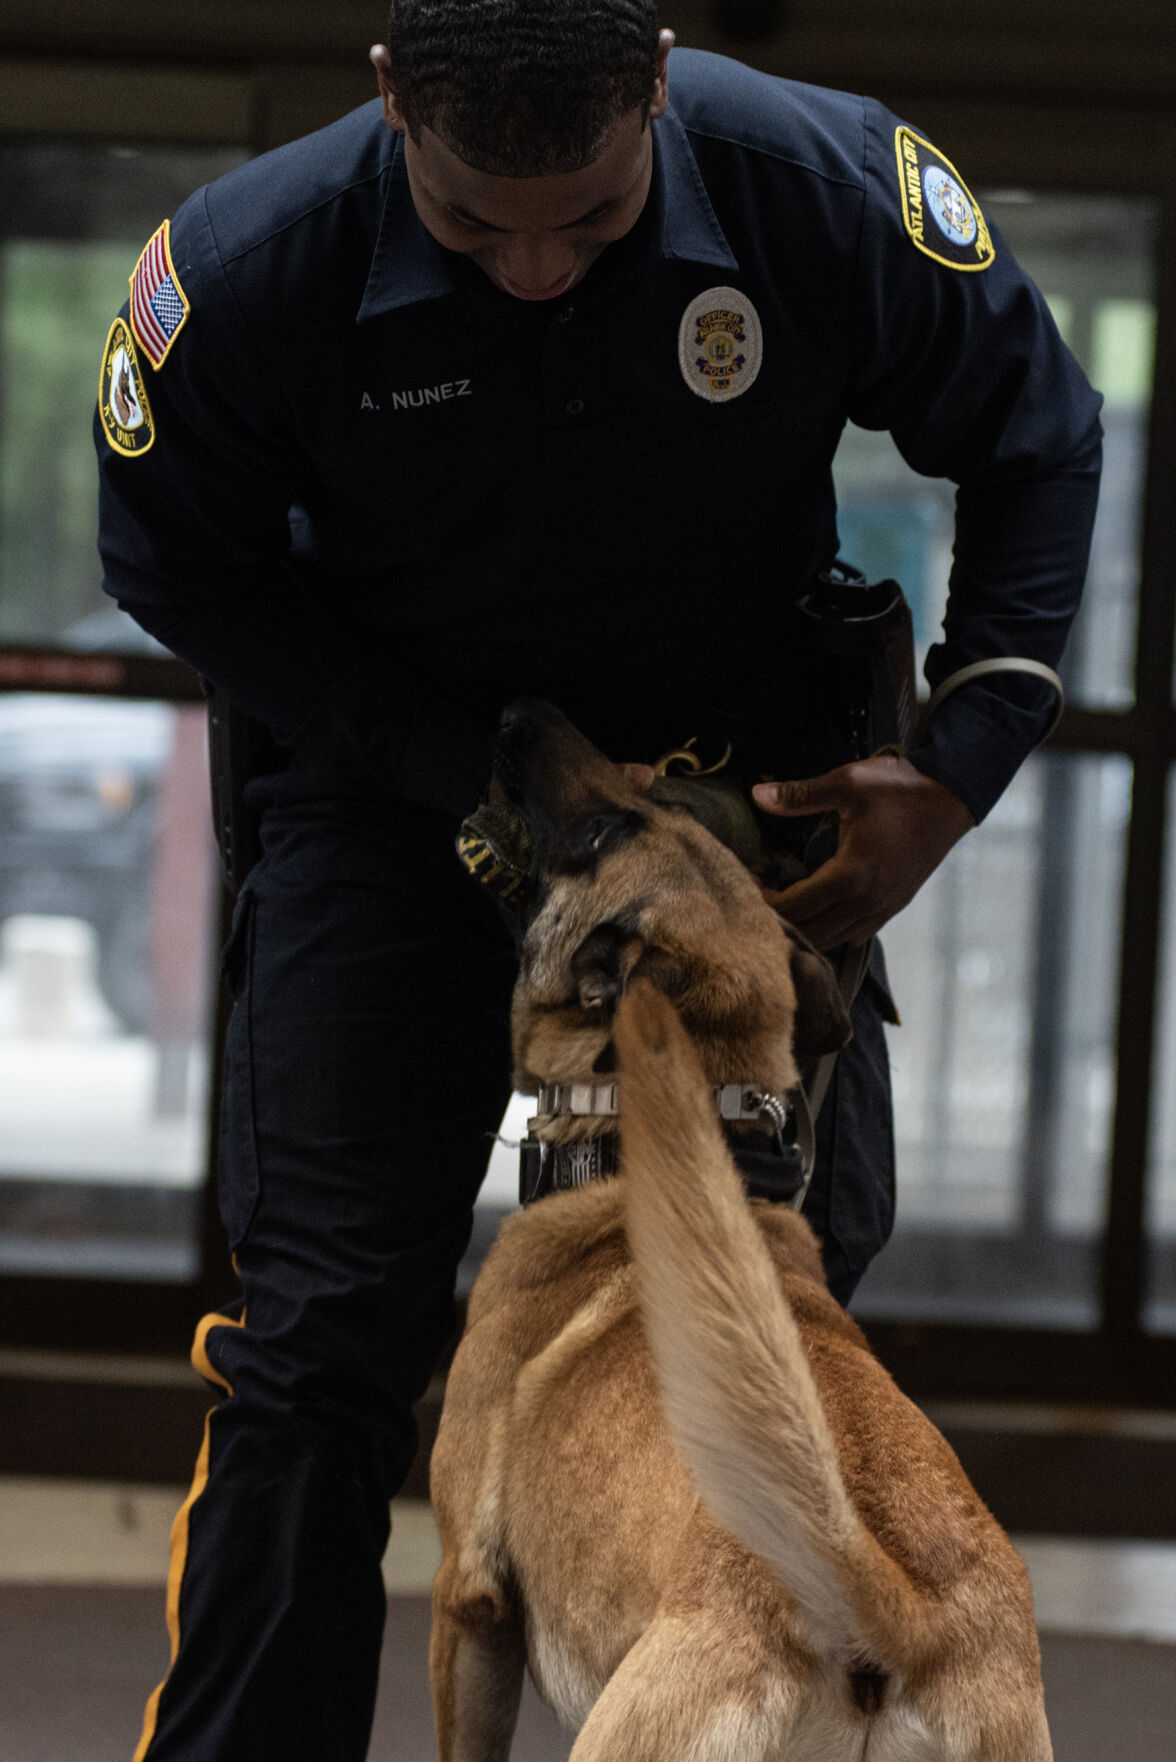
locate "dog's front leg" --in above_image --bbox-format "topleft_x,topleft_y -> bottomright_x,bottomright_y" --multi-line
430,1559 -> 526,1762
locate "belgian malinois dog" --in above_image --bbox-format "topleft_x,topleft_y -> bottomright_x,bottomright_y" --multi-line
430,700 -> 1051,1761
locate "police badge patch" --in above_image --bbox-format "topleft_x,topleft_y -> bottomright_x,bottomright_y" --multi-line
678,287 -> 763,403
98,316 -> 155,457
894,128 -> 995,272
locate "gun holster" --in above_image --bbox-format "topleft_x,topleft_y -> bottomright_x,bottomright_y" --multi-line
204,684 -> 284,895
790,563 -> 917,759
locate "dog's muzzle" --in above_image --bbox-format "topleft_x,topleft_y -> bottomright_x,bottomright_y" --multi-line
456,803 -> 534,917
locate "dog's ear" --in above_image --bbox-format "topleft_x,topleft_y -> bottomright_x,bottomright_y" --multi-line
780,923 -> 853,1058
570,921 -> 645,1012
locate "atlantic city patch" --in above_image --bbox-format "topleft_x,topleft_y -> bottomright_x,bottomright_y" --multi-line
98,317 -> 155,457
678,286 -> 763,403
894,128 -> 995,273
129,219 -> 190,367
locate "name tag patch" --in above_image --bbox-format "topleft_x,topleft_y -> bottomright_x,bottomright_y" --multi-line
678,287 -> 763,403
895,128 -> 995,272
360,380 -> 473,412
98,317 -> 155,457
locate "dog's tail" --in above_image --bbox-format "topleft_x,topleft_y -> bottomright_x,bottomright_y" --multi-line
615,980 -> 934,1671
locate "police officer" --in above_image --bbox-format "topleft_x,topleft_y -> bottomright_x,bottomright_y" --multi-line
95,4 -> 1101,1757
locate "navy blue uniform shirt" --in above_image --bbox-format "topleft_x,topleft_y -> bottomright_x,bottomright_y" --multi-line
96,48 -> 1102,821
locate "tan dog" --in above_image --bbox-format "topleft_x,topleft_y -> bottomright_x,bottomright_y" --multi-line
430,701 -> 1051,1762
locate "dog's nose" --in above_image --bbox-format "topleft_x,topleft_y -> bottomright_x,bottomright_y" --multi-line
497,705 -> 537,770
499,702 -> 534,736
495,701 -> 547,797
499,698 -> 559,747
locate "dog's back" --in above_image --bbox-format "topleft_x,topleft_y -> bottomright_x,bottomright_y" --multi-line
432,704 -> 1052,1759
430,984 -> 1053,1760
614,978 -> 1053,1762
430,998 -> 1053,1760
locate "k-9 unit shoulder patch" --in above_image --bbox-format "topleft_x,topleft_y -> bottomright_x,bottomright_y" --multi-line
98,317 -> 155,457
678,286 -> 763,402
894,128 -> 995,272
130,219 -> 190,367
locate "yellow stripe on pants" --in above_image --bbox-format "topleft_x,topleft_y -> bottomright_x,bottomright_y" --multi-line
132,1310 -> 245,1762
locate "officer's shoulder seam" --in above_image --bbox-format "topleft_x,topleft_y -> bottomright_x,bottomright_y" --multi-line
208,169 -> 387,270
848,94 -> 871,367
682,121 -> 864,193
192,186 -> 300,426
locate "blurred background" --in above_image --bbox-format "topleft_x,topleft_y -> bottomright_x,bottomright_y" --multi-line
0,3 -> 1173,1757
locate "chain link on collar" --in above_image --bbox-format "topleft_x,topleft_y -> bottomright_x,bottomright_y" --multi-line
520,1082 -> 814,1211
533,1079 -> 789,1124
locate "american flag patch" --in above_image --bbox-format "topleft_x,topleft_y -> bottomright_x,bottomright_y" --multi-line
129,220 -> 190,368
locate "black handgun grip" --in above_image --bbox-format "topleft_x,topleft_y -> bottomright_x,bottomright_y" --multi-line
204,684 -> 283,895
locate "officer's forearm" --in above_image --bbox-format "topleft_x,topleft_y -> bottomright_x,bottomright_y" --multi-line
111,570 -> 495,818
909,434 -> 1102,823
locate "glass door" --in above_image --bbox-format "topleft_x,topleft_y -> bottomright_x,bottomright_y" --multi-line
0,140 -> 244,1289
834,192 -> 1156,1327
831,171 -> 1176,1394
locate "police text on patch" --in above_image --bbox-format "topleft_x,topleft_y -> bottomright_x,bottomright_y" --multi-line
894,128 -> 994,273
677,287 -> 763,403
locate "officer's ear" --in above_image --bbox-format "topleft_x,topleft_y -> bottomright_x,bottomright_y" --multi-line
370,45 -> 408,134
648,30 -> 675,124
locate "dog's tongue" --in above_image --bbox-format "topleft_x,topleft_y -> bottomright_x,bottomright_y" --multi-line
456,803 -> 534,907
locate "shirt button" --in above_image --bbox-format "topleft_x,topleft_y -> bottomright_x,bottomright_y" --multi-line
566,397 -> 584,415
558,307 -> 575,324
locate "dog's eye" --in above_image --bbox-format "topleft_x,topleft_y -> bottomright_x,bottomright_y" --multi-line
586,812 -> 643,854
551,810 -> 646,876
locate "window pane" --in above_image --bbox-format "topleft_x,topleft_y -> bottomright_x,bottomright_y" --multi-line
1145,768 -> 1176,1333
833,193 -> 1157,710
854,753 -> 1130,1326
0,140 -> 245,652
0,695 -> 217,1280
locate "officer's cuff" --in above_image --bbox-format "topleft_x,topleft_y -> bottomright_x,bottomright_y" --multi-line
907,672 -> 1058,823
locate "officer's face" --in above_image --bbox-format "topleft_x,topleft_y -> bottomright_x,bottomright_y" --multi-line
371,38 -> 672,302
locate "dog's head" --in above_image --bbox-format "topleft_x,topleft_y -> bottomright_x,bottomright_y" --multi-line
471,700 -> 851,1095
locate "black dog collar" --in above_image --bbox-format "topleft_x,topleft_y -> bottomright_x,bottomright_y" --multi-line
519,1119 -> 808,1210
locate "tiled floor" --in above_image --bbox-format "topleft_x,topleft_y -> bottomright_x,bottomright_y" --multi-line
4,1477 -> 1176,1642
4,1584 -> 1176,1762
1,1478 -> 1174,1760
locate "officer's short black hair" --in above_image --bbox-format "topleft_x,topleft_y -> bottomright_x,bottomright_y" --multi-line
385,0 -> 663,176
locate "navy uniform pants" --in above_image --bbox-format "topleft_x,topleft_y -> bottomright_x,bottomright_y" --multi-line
134,764 -> 896,1762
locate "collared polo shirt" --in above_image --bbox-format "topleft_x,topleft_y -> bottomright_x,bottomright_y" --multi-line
96,47 -> 1102,820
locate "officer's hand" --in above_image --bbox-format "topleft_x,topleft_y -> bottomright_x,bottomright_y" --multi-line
752,754 -> 976,951
620,763 -> 655,789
